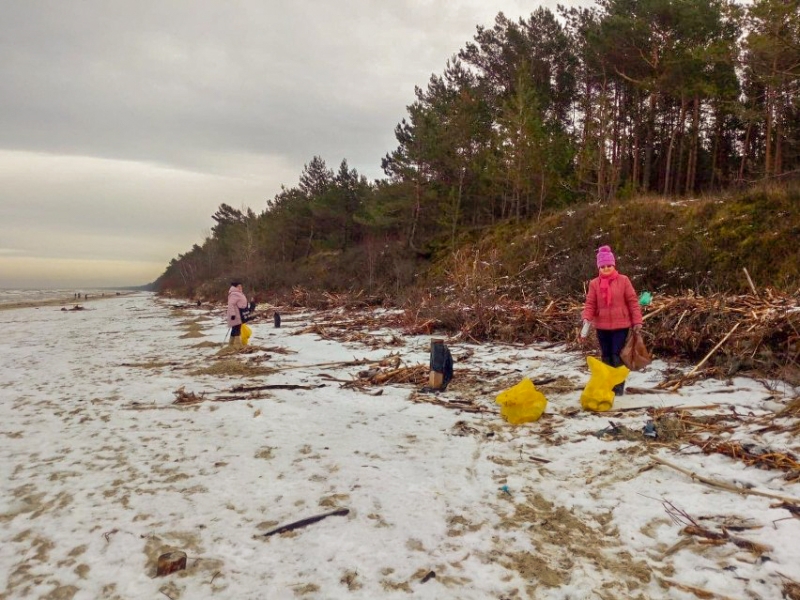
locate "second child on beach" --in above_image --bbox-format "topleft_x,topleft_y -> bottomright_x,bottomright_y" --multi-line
227,281 -> 248,347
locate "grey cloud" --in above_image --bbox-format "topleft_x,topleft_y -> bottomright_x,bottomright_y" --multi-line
1,0 -> 568,176
0,0 -> 582,287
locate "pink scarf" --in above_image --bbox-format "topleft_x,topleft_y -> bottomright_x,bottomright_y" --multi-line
598,269 -> 618,307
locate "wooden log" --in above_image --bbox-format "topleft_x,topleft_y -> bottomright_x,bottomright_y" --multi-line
259,508 -> 350,538
156,551 -> 187,576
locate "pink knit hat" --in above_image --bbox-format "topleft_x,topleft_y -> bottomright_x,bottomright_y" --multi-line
596,245 -> 616,268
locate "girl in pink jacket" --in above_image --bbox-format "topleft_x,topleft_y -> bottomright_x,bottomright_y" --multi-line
580,246 -> 643,394
227,281 -> 249,346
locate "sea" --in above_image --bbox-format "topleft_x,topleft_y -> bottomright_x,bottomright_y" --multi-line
0,289 -> 128,306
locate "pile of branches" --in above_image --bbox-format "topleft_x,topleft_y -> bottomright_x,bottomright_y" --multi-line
285,287 -> 387,310
347,363 -> 428,388
294,321 -> 405,349
400,289 -> 800,383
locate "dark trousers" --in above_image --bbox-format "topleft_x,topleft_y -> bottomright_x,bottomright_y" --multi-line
596,328 -> 629,393
231,324 -> 242,337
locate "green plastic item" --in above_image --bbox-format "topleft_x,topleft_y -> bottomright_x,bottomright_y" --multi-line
639,291 -> 652,306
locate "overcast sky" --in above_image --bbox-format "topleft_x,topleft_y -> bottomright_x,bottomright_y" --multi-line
0,1 -> 585,288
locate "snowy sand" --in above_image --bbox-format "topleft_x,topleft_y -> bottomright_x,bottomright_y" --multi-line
0,293 -> 798,599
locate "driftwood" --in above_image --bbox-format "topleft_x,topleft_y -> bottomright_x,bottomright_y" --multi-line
658,577 -> 738,600
410,393 -> 490,413
663,500 -> 771,556
259,508 -> 350,538
229,383 -> 324,392
743,267 -> 759,297
652,455 -> 800,503
683,323 -> 741,380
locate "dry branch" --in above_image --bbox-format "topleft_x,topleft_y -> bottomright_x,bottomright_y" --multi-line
663,500 -> 771,555
258,508 -> 350,538
652,456 -> 800,503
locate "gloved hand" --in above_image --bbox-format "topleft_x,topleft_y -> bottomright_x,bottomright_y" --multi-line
633,324 -> 643,333
579,320 -> 591,342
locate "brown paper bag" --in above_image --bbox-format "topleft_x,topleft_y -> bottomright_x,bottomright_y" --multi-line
620,331 -> 652,371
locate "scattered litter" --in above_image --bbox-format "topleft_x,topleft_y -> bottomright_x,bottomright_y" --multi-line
420,571 -> 436,584
156,551 -> 187,577
496,378 -> 547,424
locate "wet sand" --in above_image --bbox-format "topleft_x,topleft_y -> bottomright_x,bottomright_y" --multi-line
0,292 -> 137,312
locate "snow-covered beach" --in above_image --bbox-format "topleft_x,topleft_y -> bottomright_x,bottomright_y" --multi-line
0,292 -> 798,599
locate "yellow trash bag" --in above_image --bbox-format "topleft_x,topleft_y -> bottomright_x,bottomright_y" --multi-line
496,378 -> 548,424
241,323 -> 252,346
580,356 -> 629,412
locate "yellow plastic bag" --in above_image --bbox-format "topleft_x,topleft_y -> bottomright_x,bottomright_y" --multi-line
241,323 -> 252,346
496,378 -> 548,424
580,356 -> 629,412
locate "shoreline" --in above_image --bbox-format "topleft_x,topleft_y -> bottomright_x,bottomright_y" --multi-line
0,291 -> 141,312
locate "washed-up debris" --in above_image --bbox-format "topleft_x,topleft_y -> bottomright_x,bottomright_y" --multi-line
173,387 -> 205,405
783,579 -> 800,600
658,577 -> 739,600
692,439 -> 800,482
344,361 -> 428,389
61,305 -> 85,311
399,290 -> 800,386
410,392 -> 490,413
120,361 -> 180,369
652,456 -> 800,504
664,500 -> 771,556
258,508 -> 350,538
229,383 -> 324,393
294,318 -> 406,349
156,551 -> 187,576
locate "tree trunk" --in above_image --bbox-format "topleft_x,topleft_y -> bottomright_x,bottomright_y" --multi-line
738,122 -> 753,182
774,92 -> 783,176
664,96 -> 687,197
685,95 -> 700,195
710,113 -> 721,190
597,82 -> 608,201
643,93 -> 656,192
632,95 -> 641,191
765,83 -> 773,178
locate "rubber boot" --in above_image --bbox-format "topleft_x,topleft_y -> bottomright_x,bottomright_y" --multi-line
229,335 -> 242,348
611,355 -> 625,395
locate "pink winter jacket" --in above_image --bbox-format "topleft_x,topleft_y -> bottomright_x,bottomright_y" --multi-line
227,286 -> 248,327
582,274 -> 643,331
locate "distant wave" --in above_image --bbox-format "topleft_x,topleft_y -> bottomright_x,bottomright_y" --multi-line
0,289 -> 119,305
